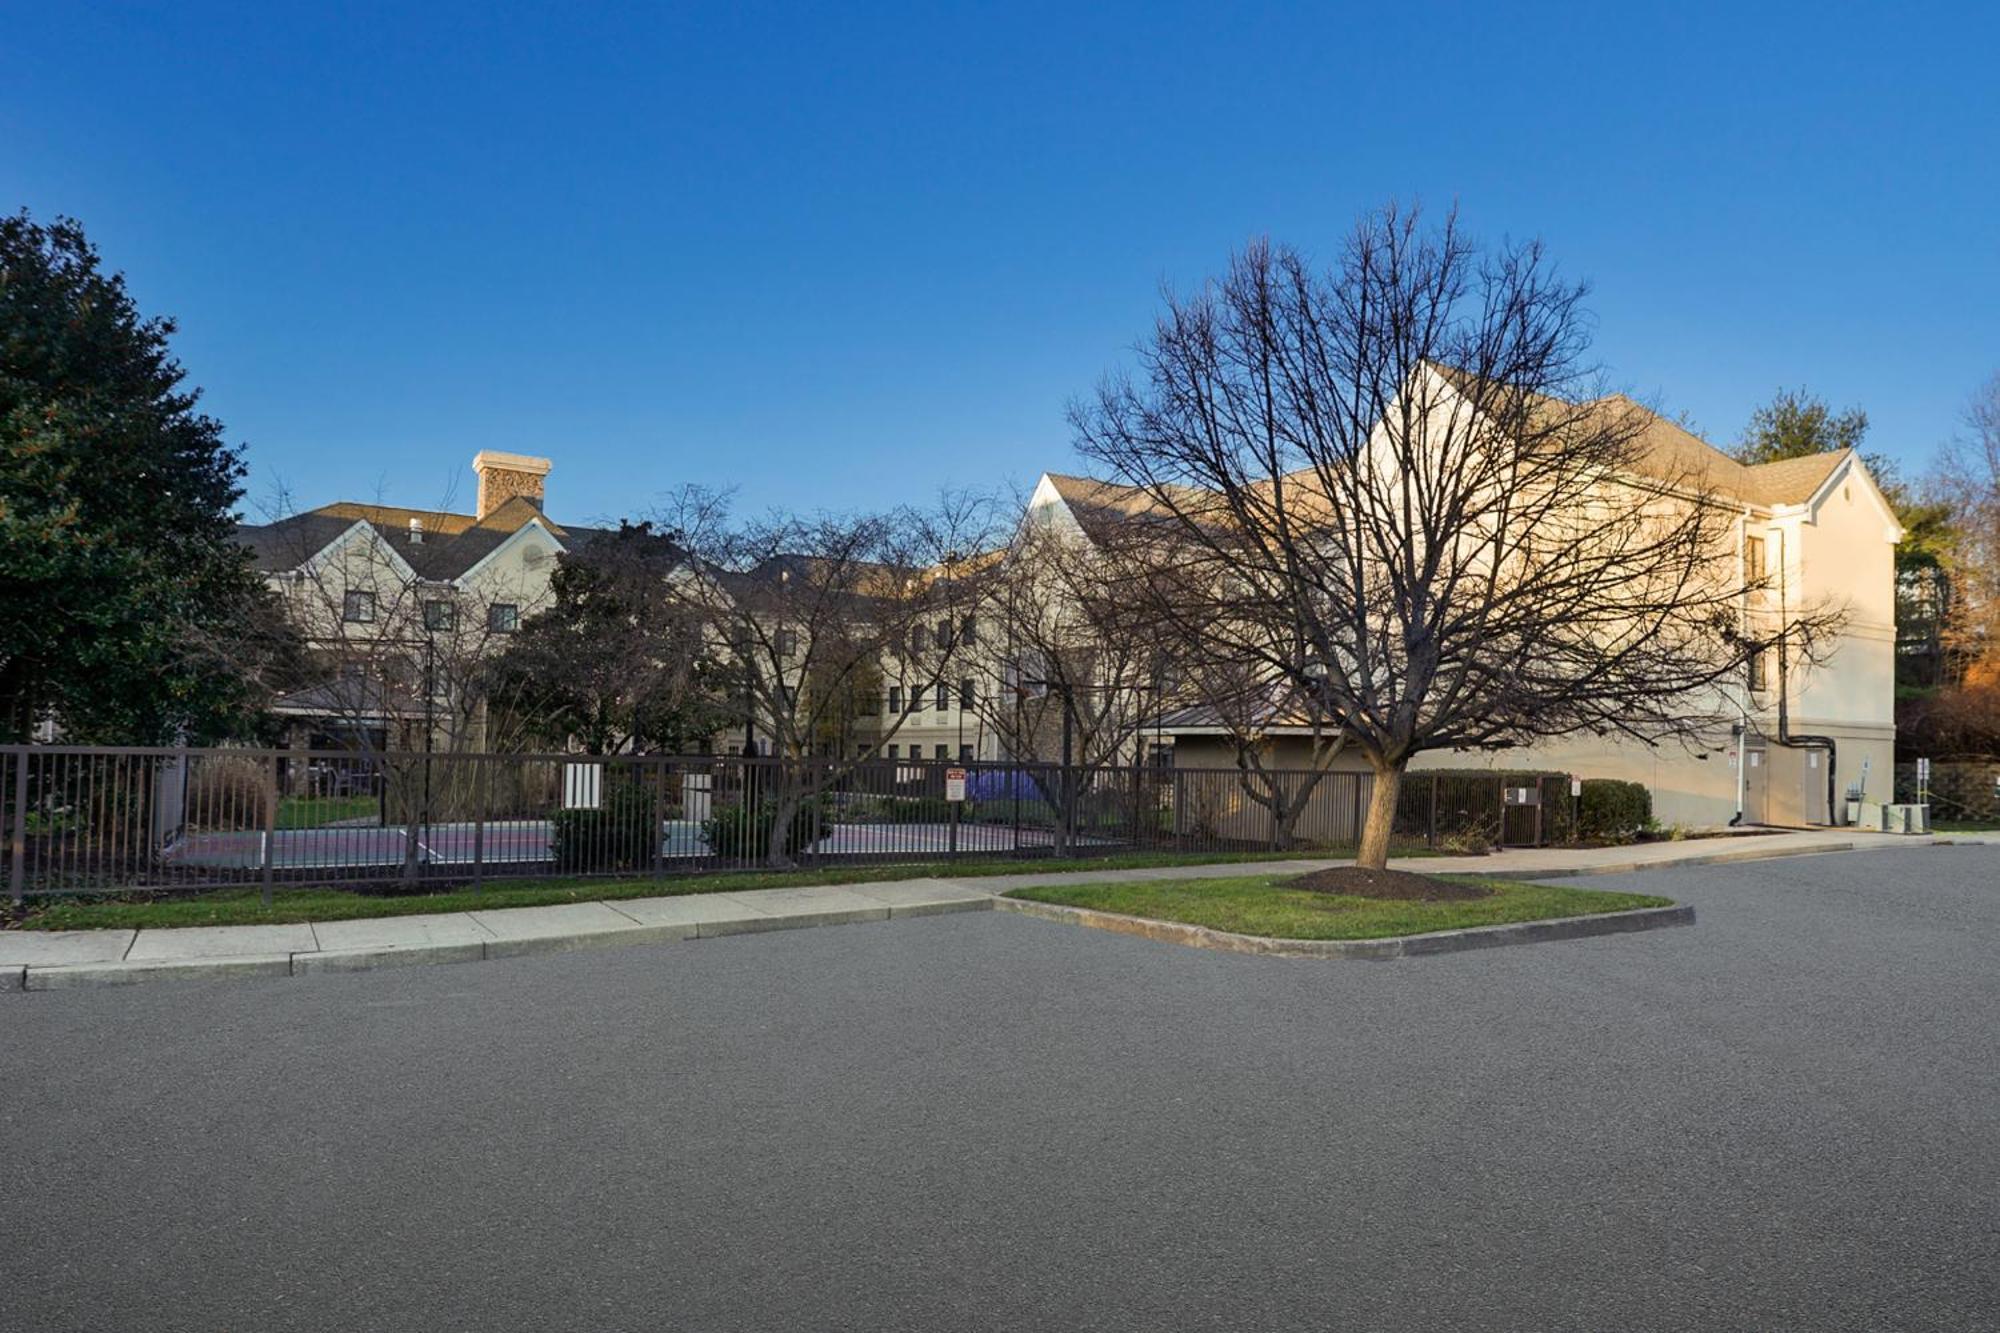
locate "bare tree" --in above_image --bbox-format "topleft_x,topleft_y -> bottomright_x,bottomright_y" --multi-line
1073,205 -> 1837,868
1935,372 -> 2000,676
988,520 -> 1166,771
1166,647 -> 1351,851
966,510 -> 1173,852
663,489 -> 999,867
246,484 -> 560,876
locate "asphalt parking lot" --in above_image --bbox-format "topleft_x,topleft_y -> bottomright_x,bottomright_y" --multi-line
4,845 -> 1997,1331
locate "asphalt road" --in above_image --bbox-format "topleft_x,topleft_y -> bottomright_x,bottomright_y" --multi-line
5,845 -> 1998,1331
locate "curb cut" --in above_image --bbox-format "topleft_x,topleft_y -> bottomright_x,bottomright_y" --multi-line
992,895 -> 1695,959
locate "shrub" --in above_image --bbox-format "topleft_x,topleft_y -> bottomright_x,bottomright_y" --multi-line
552,780 -> 660,873
1577,779 -> 1651,841
184,754 -> 273,831
703,796 -> 826,861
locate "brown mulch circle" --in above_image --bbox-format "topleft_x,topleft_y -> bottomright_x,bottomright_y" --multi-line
1284,866 -> 1493,901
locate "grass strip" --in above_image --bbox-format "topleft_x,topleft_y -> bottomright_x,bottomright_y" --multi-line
12,848 -> 1424,931
1005,873 -> 1671,941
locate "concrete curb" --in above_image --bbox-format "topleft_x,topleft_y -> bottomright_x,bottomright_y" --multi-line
7,833 -> 1966,992
14,894 -> 993,992
1518,840 -> 1859,879
992,894 -> 1695,959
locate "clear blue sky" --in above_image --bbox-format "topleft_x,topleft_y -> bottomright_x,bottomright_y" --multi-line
6,2 -> 1997,525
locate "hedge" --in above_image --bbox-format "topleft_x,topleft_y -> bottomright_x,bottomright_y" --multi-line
551,780 -> 660,873
1577,779 -> 1651,840
703,797 -> 827,860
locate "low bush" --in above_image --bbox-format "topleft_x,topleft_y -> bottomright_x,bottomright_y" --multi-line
703,796 -> 827,861
552,780 -> 660,873
1577,779 -> 1651,841
185,755 -> 273,831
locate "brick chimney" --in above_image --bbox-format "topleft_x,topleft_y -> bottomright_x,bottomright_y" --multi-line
472,451 -> 552,519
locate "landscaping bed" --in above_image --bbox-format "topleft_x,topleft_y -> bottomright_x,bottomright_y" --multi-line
1004,871 -> 1671,941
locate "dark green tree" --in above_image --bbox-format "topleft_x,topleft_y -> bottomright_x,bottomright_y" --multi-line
488,521 -> 731,753
1735,387 -> 1871,465
0,212 -> 276,742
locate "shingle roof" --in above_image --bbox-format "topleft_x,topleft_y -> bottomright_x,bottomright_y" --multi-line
237,499 -> 609,582
1586,394 -> 1851,506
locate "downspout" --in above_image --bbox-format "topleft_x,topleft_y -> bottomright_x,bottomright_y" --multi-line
1768,526 -> 1840,825
1729,508 -> 1747,828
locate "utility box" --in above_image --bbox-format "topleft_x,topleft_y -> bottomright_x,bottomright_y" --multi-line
1855,801 -> 1930,834
1883,803 -> 1930,835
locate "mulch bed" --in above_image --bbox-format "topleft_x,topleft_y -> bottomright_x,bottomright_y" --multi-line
1284,866 -> 1492,901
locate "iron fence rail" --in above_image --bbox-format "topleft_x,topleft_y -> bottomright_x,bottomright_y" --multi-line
2,745 -> 1567,903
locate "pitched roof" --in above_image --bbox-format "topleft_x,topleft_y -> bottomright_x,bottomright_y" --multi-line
1430,366 -> 1855,507
1584,394 -> 1851,506
238,500 -> 606,582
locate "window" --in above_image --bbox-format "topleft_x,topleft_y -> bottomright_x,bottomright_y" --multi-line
488,603 -> 520,633
909,625 -> 929,655
936,618 -> 954,649
906,687 -> 922,713
1744,535 -> 1767,586
1748,649 -> 1769,693
888,685 -> 903,713
959,744 -> 974,762
960,615 -> 977,645
934,745 -> 948,760
342,590 -> 376,624
959,678 -> 976,708
886,744 -> 899,759
423,600 -> 456,633
775,628 -> 798,657
935,683 -> 949,711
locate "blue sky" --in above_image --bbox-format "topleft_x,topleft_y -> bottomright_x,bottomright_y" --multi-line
6,2 -> 1997,525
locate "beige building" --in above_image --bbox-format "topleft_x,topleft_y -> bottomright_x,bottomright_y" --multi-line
238,451 -> 600,751
1026,396 -> 1901,829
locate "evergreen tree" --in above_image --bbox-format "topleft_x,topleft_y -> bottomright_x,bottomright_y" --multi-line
1,212 -> 273,741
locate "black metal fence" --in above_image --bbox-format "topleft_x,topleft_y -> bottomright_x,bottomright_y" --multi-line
2,745 -> 1570,902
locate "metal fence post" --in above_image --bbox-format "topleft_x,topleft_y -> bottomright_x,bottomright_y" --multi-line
261,752 -> 278,907
649,757 -> 665,879
472,756 -> 487,895
9,749 -> 26,909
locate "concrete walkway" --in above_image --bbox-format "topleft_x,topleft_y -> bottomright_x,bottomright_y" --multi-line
3,829 -> 1981,991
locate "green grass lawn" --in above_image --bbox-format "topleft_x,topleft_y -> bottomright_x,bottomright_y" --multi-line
12,847 -> 1399,932
276,795 -> 381,829
1006,873 -> 1672,940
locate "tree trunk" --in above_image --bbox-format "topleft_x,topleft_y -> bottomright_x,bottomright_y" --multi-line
763,781 -> 802,869
1356,759 -> 1403,870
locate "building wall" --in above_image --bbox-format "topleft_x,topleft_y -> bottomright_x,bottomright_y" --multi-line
1171,722 -> 1896,830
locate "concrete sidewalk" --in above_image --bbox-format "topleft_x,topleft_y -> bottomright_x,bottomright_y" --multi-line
3,828 -> 1979,991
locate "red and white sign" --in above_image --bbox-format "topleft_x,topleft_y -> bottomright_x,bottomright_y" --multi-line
944,768 -> 968,802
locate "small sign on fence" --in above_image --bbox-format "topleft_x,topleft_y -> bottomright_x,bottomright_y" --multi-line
562,762 -> 603,811
1917,757 -> 1931,782
944,767 -> 968,802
